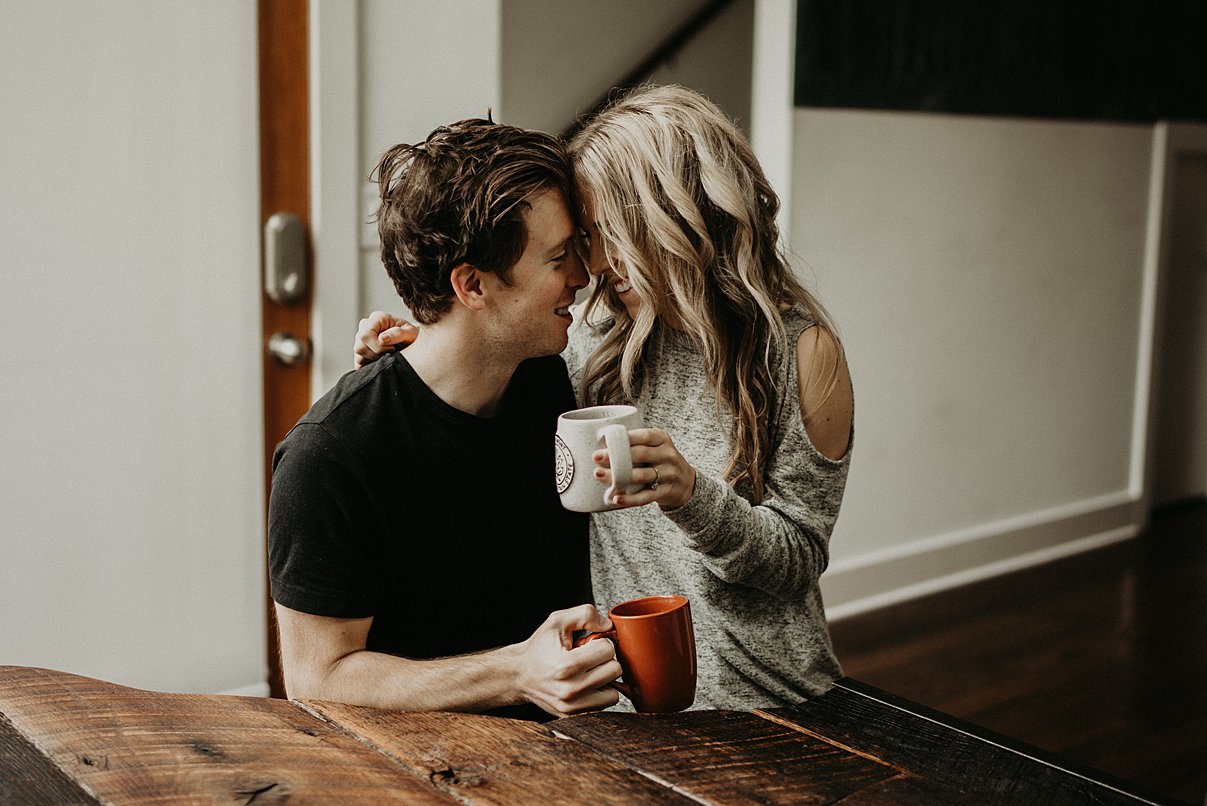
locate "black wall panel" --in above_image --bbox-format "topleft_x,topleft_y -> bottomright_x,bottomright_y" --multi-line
794,0 -> 1207,122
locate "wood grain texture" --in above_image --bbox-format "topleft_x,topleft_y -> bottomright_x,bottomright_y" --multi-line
552,709 -> 970,804
4,666 -> 1176,805
0,667 -> 453,804
304,700 -> 693,804
833,773 -> 994,805
760,679 -> 1179,806
0,712 -> 98,805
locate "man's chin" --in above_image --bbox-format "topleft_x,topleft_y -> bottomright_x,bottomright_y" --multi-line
547,333 -> 570,356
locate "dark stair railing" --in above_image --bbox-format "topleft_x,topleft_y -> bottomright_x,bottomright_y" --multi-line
561,0 -> 738,140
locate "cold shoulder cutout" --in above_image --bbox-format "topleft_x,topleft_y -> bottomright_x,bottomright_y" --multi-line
796,325 -> 853,461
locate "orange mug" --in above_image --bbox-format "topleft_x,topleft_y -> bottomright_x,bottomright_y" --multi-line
576,594 -> 697,713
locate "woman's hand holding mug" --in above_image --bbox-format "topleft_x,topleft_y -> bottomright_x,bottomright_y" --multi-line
556,406 -> 698,513
593,427 -> 698,511
555,405 -> 644,512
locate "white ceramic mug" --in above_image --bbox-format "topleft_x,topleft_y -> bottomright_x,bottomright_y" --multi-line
555,405 -> 642,512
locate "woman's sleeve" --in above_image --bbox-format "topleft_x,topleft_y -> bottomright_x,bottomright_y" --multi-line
663,438 -> 850,599
662,325 -> 853,599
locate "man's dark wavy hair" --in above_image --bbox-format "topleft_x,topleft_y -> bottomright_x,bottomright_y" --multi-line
372,118 -> 573,324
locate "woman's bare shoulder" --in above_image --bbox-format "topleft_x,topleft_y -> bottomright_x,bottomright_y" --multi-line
795,325 -> 853,461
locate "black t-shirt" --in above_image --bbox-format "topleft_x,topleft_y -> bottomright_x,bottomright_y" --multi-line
268,352 -> 589,719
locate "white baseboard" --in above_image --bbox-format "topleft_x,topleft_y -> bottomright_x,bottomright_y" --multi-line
218,681 -> 271,698
822,492 -> 1142,621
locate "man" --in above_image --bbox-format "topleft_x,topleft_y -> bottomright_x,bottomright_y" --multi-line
268,119 -> 620,720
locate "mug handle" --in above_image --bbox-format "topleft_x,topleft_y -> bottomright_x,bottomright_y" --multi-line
599,423 -> 633,505
573,630 -> 632,699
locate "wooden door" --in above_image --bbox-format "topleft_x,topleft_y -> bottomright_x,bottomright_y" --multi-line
259,0 -> 313,698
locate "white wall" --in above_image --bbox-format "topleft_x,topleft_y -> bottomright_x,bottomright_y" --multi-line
501,0 -> 710,134
354,0 -> 504,328
644,0 -> 754,133
794,110 -> 1154,614
501,0 -> 752,135
0,2 -> 266,693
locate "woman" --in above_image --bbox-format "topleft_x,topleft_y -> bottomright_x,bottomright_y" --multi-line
357,84 -> 853,709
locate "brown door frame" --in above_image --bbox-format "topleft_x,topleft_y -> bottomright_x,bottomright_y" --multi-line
259,0 -> 311,698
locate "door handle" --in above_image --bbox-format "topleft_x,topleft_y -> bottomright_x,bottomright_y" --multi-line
267,332 -> 310,367
264,212 -> 308,305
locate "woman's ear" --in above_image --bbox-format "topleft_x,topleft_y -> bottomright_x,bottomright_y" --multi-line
449,263 -> 487,310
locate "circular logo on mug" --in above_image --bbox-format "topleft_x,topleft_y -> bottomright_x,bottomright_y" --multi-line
554,435 -> 574,494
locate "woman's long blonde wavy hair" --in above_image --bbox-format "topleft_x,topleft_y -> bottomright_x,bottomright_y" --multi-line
568,84 -> 838,504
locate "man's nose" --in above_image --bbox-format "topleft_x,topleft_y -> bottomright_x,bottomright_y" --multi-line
567,247 -> 590,289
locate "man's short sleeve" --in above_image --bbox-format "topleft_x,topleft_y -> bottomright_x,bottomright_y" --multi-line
268,422 -> 381,618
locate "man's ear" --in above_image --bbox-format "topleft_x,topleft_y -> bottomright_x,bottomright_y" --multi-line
449,263 -> 487,310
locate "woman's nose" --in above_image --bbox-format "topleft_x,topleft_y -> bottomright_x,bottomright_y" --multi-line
586,245 -> 612,277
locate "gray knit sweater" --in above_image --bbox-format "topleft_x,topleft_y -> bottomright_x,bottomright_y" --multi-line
563,305 -> 850,710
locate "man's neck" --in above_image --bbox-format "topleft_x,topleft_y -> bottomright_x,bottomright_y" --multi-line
399,323 -> 519,418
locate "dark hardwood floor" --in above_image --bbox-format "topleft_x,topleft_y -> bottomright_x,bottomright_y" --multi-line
828,498 -> 1207,806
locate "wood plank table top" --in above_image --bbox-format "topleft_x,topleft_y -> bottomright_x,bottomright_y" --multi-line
0,666 -> 1182,805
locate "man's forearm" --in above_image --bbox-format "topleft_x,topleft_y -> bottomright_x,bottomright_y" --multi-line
285,643 -> 523,713
274,602 -> 620,716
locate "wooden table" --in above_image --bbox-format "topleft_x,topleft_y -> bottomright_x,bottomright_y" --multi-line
0,666 -> 1180,805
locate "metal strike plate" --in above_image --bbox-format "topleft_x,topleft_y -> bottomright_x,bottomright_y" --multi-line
264,212 -> 308,305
